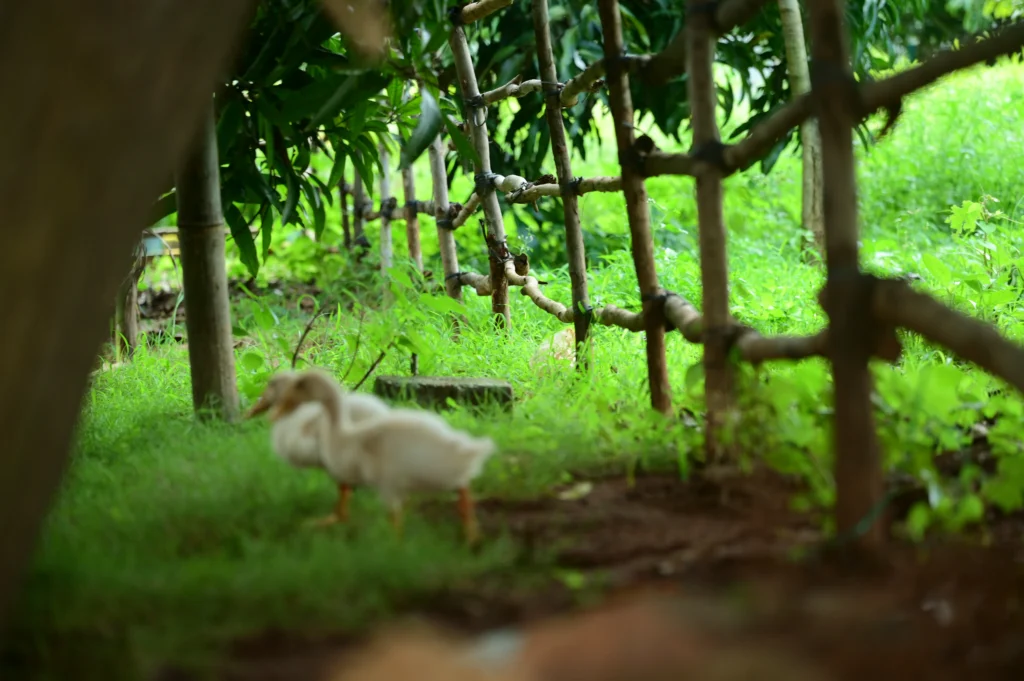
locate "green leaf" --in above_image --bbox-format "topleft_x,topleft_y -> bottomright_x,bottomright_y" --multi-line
260,204 -> 273,261
149,191 -> 178,225
327,149 -> 347,188
241,351 -> 266,372
442,115 -> 481,168
224,203 -> 260,277
400,89 -> 443,170
419,293 -> 466,316
684,361 -> 705,392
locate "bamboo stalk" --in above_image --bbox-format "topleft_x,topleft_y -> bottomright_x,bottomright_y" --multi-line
505,175 -> 622,203
483,75 -> 544,105
778,0 -> 824,256
807,0 -> 885,550
378,142 -> 393,273
427,135 -> 463,304
597,0 -> 672,414
352,167 -> 370,255
687,0 -> 735,461
533,0 -> 593,371
174,98 -> 240,422
402,167 -> 423,271
458,0 -> 513,24
340,176 -> 352,250
449,24 -> 512,329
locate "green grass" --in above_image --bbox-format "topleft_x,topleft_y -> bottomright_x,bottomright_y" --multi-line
11,58 -> 1024,679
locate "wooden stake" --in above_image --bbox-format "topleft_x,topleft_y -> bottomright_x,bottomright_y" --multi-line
686,0 -> 734,460
597,0 -> 672,414
533,0 -> 594,372
402,167 -> 423,271
807,0 -> 885,550
449,25 -> 512,330
174,98 -> 241,423
427,135 -> 464,307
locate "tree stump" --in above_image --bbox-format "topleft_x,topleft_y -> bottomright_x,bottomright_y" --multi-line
373,376 -> 514,412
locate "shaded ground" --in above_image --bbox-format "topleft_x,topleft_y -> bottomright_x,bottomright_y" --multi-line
167,467 -> 1024,681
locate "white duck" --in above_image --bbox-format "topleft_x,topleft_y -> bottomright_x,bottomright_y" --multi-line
272,369 -> 496,544
246,369 -> 390,526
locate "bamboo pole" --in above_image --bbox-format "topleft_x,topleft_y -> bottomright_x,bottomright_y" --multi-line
352,167 -> 370,257
532,0 -> 593,371
402,167 -> 423,271
597,0 -> 672,414
378,142 -> 393,273
449,24 -> 512,329
427,135 -> 464,304
686,0 -> 735,460
807,0 -> 885,550
778,0 -> 825,256
174,98 -> 240,422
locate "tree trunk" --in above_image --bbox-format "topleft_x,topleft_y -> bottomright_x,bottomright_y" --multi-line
532,0 -> 593,372
806,0 -> 886,551
378,142 -> 393,274
427,135 -> 464,306
779,0 -> 825,257
597,0 -> 672,414
449,26 -> 511,330
174,99 -> 241,422
0,0 -> 253,637
402,167 -> 423,271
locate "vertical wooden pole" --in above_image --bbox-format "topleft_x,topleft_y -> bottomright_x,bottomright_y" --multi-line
378,142 -> 393,274
174,98 -> 240,422
340,175 -> 352,250
533,0 -> 593,371
449,25 -> 512,330
402,167 -> 423,271
779,0 -> 825,256
427,135 -> 464,305
686,1 -> 734,460
807,0 -> 885,550
597,0 -> 672,414
352,167 -> 370,256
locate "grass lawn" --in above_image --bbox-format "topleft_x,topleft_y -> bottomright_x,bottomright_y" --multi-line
6,58 -> 1024,680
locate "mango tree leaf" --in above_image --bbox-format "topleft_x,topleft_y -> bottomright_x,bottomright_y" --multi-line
224,203 -> 260,277
400,89 -> 443,169
442,114 -> 480,168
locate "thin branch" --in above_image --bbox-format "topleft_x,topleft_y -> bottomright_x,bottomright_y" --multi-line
482,75 -> 544,105
458,0 -> 513,24
505,175 -> 622,203
872,278 -> 1024,394
290,307 -> 330,369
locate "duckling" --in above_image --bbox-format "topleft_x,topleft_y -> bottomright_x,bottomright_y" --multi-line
275,369 -> 496,544
246,369 -> 390,526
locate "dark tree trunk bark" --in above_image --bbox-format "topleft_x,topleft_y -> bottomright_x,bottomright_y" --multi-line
174,99 -> 241,422
0,0 -> 253,637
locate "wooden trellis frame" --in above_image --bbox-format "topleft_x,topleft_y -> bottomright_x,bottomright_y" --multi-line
337,0 -> 1024,547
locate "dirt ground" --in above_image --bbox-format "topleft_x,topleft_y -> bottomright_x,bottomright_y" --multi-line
174,467 -> 1024,681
